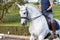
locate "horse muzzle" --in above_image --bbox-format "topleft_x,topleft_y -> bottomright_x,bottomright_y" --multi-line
22,22 -> 26,26
21,20 -> 27,26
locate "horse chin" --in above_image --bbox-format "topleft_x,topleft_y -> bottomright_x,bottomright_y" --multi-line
21,20 -> 27,26
22,23 -> 26,26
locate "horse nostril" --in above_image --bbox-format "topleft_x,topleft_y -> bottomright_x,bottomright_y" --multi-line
22,23 -> 25,26
24,13 -> 25,14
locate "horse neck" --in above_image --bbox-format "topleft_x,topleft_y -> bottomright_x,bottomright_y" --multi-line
26,4 -> 42,18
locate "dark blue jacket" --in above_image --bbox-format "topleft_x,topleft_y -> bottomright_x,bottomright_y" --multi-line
41,0 -> 52,13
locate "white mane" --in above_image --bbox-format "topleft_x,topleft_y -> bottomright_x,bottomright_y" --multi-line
25,4 -> 40,12
25,4 -> 42,18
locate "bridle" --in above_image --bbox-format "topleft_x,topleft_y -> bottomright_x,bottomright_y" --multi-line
21,8 -> 29,20
21,8 -> 42,22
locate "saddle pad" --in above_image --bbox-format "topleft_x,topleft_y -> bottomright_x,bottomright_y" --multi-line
49,20 -> 60,30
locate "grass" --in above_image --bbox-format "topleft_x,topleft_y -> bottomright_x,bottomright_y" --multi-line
53,4 -> 60,20
0,22 -> 21,26
0,22 -> 29,26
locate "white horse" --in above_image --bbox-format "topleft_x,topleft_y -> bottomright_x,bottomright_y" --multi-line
15,3 -> 60,40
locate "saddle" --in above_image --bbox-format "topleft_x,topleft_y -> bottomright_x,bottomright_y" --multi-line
49,20 -> 60,30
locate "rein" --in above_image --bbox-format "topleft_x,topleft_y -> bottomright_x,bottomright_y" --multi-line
29,15 -> 42,21
21,15 -> 42,22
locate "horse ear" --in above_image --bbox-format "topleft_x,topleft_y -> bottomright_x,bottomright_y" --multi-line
15,2 -> 18,5
15,2 -> 21,8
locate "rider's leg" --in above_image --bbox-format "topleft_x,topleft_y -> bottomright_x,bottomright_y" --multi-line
47,13 -> 57,38
51,22 -> 57,38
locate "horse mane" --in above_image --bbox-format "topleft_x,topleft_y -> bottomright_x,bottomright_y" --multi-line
25,4 -> 42,15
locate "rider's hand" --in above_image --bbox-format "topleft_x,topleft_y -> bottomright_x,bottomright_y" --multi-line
43,10 -> 48,13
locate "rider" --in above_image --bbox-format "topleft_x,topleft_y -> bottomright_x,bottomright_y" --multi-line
38,0 -> 57,38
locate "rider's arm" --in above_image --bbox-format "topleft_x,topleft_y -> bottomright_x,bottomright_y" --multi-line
47,0 -> 54,10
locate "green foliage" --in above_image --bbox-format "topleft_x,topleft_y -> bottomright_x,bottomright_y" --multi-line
4,14 -> 20,23
18,0 -> 26,5
0,2 -> 14,10
53,0 -> 56,2
53,4 -> 60,20
0,0 -> 25,21
0,0 -> 3,3
3,4 -> 20,23
33,2 -> 39,5
11,0 -> 26,5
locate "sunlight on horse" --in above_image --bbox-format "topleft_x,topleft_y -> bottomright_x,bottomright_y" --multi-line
15,2 -> 60,40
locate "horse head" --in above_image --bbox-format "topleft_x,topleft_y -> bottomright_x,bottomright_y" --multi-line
15,2 -> 28,26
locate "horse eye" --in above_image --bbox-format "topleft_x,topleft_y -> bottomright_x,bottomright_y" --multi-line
24,13 -> 25,14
